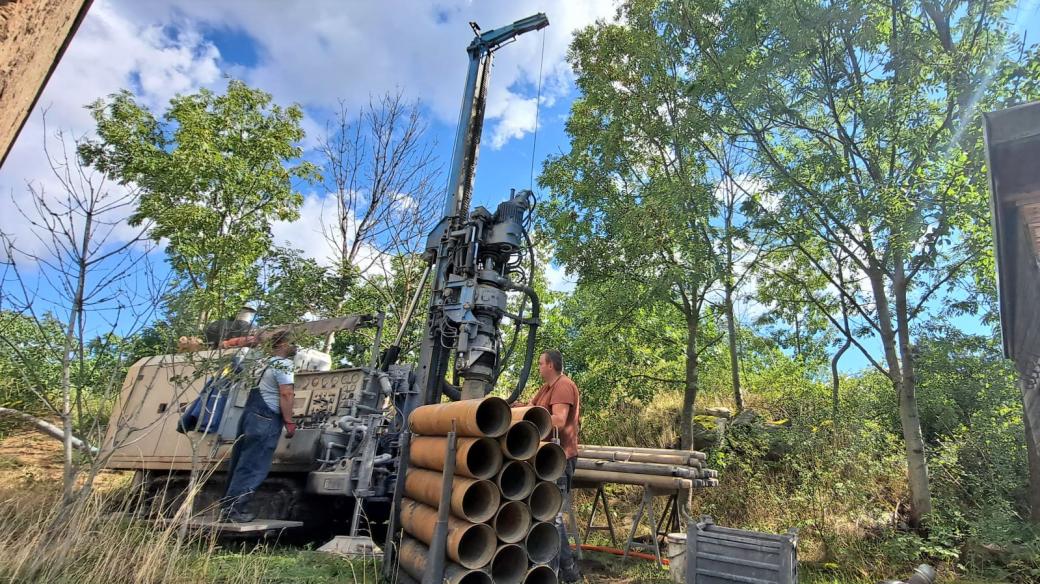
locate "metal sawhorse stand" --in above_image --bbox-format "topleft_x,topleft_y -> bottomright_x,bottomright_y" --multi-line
580,483 -> 619,547
623,486 -> 688,566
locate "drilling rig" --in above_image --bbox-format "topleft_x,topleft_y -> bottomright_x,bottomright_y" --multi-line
102,10 -> 550,569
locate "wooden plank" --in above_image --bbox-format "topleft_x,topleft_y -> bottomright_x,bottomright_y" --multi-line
181,518 -> 304,533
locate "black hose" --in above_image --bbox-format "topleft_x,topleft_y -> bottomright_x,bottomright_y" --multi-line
441,378 -> 462,401
500,282 -> 540,404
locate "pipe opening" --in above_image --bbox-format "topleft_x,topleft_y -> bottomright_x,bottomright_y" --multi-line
457,522 -> 497,568
475,397 -> 511,437
491,544 -> 528,584
493,500 -> 532,544
528,481 -> 563,522
458,571 -> 494,584
498,460 -> 536,501
534,442 -> 566,481
520,407 -> 552,440
502,421 -> 539,460
465,437 -> 503,479
461,479 -> 500,524
526,521 -> 561,564
523,564 -> 558,584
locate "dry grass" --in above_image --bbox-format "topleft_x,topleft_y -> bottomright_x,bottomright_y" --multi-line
0,430 -> 379,584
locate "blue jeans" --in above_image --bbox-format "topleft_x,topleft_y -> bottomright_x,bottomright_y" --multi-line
555,457 -> 580,580
222,389 -> 283,514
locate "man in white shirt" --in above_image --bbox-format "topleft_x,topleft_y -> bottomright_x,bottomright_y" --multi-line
220,331 -> 297,522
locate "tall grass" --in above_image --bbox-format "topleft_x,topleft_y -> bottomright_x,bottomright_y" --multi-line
0,480 -> 378,584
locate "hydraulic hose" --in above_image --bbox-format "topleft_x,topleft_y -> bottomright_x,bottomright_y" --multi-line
500,282 -> 539,405
441,378 -> 462,401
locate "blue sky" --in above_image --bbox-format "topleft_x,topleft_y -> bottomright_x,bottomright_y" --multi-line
0,0 -> 610,294
1,0 -> 1039,375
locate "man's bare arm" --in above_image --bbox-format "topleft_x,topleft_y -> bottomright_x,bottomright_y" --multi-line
550,403 -> 570,430
278,383 -> 295,424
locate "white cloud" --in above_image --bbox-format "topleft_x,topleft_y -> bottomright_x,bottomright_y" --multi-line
489,93 -> 539,149
111,0 -> 616,147
271,192 -> 395,281
544,261 -> 576,293
271,193 -> 337,266
0,0 -> 224,260
1,0 -> 620,269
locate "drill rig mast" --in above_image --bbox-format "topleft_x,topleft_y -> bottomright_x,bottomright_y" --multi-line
403,13 -> 548,413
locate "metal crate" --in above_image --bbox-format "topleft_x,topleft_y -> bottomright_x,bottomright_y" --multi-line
686,516 -> 798,584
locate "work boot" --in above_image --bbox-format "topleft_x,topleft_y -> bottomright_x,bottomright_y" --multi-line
227,509 -> 257,523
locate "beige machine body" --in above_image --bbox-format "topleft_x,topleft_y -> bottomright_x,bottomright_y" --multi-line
103,350 -> 366,472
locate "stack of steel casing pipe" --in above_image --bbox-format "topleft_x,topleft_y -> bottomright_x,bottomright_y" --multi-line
406,398 -> 567,584
574,445 -> 720,489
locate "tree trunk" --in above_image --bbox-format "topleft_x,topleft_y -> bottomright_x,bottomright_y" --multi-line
0,408 -> 96,453
830,338 -> 849,421
680,312 -> 700,450
59,209 -> 93,505
888,262 -> 932,527
724,280 -> 743,412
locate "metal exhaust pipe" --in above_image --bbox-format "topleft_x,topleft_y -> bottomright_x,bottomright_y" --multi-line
399,498 -> 497,569
497,459 -> 536,500
398,535 -> 494,584
523,564 -> 559,584
409,436 -> 503,479
533,442 -> 566,481
527,481 -> 563,522
526,521 -> 561,564
511,406 -> 552,440
492,500 -> 532,544
500,420 -> 540,460
409,396 -> 511,437
404,468 -> 501,524
491,543 -> 528,584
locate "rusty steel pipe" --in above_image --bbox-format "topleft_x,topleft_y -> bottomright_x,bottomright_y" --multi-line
523,565 -> 558,584
409,396 -> 511,437
398,535 -> 494,584
533,441 -> 566,481
404,468 -> 501,524
409,436 -> 503,479
491,543 -> 528,584
572,468 -> 694,490
493,499 -> 532,544
500,420 -> 540,460
526,521 -> 561,564
399,498 -> 497,569
511,406 -> 552,440
497,459 -> 536,501
527,481 -> 563,522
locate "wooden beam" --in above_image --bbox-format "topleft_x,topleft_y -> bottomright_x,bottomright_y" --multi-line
0,0 -> 94,166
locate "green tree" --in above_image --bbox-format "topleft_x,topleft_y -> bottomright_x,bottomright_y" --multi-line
79,80 -> 318,327
669,0 -> 1018,526
540,3 -> 728,448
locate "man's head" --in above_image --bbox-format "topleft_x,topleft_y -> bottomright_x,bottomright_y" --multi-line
538,349 -> 563,383
269,331 -> 298,358
235,301 -> 258,323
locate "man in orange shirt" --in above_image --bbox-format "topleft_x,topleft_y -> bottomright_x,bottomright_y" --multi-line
524,349 -> 581,582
